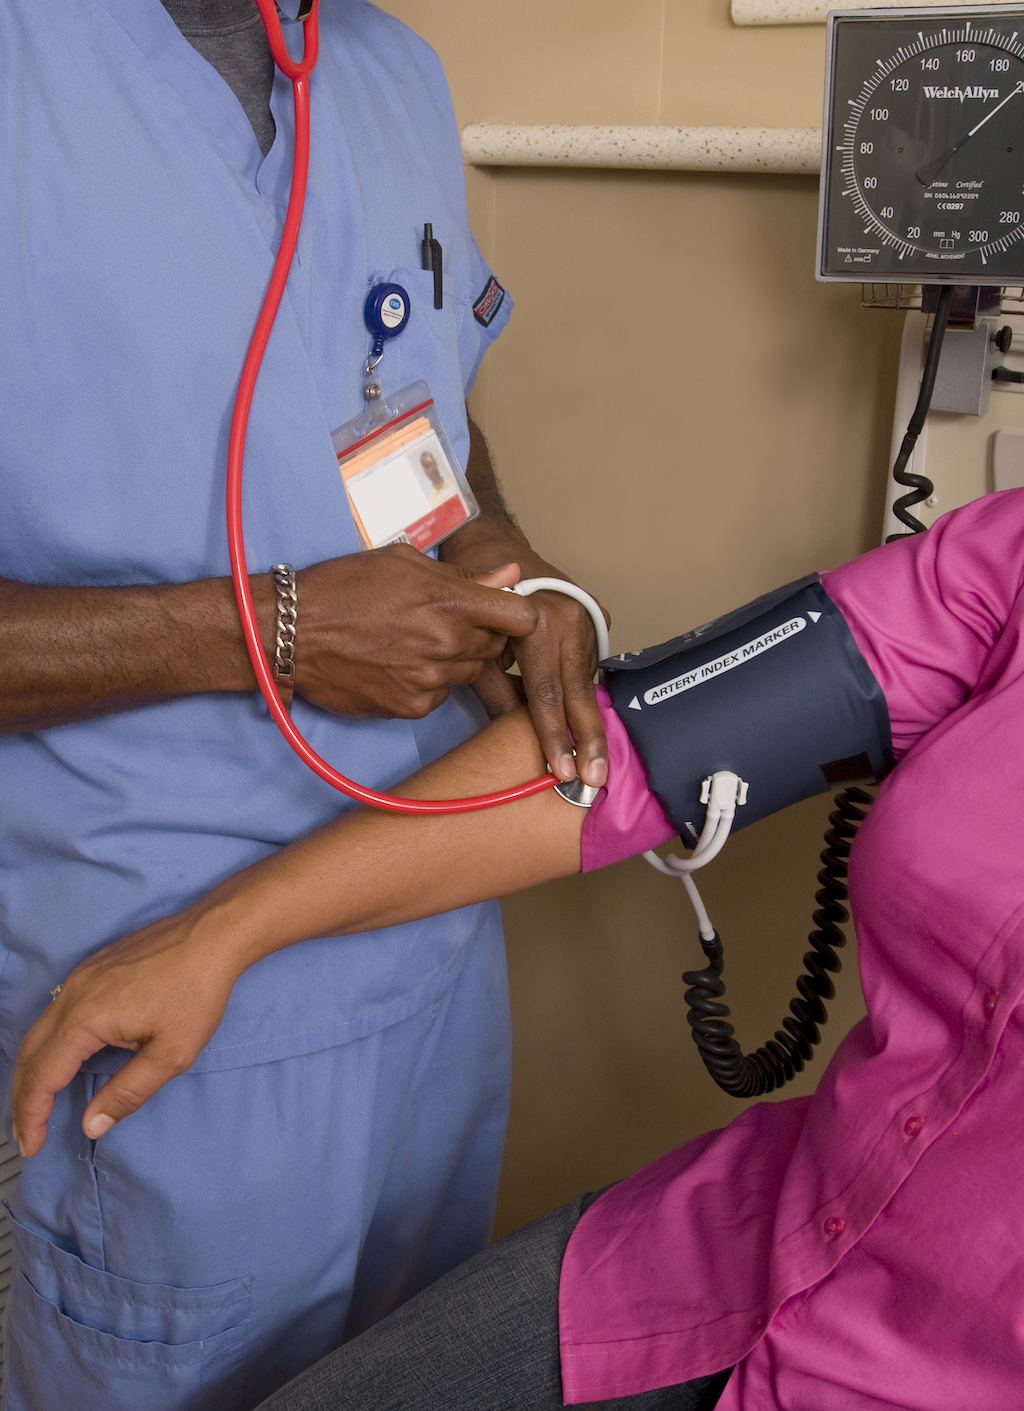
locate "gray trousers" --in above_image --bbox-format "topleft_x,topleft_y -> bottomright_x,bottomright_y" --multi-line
256,1193 -> 732,1411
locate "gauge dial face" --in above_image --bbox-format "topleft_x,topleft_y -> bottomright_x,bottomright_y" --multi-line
819,6 -> 1024,281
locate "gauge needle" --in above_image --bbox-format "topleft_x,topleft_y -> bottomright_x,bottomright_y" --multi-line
916,79 -> 1024,185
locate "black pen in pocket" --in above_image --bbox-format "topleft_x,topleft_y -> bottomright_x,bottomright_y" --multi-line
421,223 -> 443,309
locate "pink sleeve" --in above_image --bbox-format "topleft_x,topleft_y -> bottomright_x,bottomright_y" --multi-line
821,488 -> 1024,759
580,686 -> 675,873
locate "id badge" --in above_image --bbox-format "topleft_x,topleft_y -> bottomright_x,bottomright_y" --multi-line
331,382 -> 479,552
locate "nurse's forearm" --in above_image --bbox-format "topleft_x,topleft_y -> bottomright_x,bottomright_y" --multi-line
195,707 -> 584,973
0,574 -> 274,731
0,552 -> 537,731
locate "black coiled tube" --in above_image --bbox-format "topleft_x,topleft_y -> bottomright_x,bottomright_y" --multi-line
885,284 -> 954,543
682,786 -> 875,1098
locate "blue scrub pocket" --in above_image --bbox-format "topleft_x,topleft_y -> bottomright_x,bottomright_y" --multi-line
389,267 -> 480,406
4,1211 -> 252,1411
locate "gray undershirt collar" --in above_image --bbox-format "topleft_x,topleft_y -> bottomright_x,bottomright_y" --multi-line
160,0 -> 277,157
161,0 -> 263,32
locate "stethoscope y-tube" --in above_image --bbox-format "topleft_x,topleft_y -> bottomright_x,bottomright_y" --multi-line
230,1 -> 607,813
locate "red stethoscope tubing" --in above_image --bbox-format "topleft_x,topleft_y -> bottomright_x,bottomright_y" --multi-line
229,0 -> 558,814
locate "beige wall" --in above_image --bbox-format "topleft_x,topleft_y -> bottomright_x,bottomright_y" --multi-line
384,0 -> 904,1238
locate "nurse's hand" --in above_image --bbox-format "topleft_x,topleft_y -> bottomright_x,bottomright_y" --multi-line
438,414 -> 610,790
11,908 -> 240,1158
0,552 -> 534,734
288,547 -> 538,719
445,541 -> 611,790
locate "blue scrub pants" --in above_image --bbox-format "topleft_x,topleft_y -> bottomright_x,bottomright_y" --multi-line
1,929 -> 511,1411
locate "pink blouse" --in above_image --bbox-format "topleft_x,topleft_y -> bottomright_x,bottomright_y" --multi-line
565,489 -> 1024,1408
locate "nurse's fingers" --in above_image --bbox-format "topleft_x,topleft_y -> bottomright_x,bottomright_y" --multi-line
470,658 -> 526,721
441,566 -> 538,647
292,551 -> 537,719
513,590 -> 609,788
560,642 -> 611,791
391,656 -> 514,721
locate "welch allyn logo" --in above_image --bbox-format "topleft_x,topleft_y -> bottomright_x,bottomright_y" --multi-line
922,85 -> 999,101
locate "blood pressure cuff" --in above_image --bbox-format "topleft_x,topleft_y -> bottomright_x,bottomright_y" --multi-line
601,575 -> 893,841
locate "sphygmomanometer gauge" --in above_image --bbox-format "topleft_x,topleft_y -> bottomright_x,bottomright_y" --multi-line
818,5 -> 1024,283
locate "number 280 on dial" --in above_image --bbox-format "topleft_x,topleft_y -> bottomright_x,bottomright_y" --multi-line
817,5 -> 1024,283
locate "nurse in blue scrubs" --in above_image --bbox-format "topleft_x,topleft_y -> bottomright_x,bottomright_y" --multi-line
0,4 -> 607,1408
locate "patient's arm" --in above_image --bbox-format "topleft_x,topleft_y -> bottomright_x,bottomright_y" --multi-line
19,489 -> 1018,1157
13,709 -> 586,1157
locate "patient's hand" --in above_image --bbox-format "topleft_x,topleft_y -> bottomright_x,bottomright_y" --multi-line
12,905 -> 240,1157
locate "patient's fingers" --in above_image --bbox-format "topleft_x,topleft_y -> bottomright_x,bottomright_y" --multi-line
13,1001 -> 126,1156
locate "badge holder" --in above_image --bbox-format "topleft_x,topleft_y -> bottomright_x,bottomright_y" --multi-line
331,284 -> 480,552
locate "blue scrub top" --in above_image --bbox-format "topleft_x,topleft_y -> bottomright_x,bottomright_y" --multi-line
0,0 -> 512,1070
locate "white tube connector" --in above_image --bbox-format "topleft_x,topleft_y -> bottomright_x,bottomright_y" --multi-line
644,772 -> 749,939
701,772 -> 749,811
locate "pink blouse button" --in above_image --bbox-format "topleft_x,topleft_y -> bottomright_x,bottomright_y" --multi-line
904,1115 -> 924,1138
823,1216 -> 845,1241
750,1315 -> 767,1334
984,991 -> 999,1019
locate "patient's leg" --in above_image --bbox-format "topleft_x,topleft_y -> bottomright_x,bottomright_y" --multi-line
255,1191 -> 732,1411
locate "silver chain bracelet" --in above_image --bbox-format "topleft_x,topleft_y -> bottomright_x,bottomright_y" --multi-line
271,563 -> 298,711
